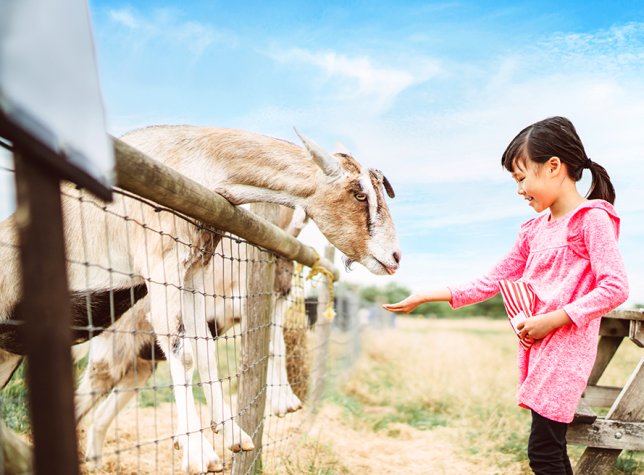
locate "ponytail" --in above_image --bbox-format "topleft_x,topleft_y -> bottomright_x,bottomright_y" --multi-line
586,160 -> 616,204
501,116 -> 617,205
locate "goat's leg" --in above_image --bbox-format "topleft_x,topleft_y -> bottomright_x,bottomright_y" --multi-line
147,272 -> 223,474
75,298 -> 152,423
84,357 -> 154,467
0,350 -> 22,389
266,297 -> 302,417
75,336 -> 120,423
182,267 -> 254,454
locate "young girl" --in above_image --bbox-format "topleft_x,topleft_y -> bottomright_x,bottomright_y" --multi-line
384,116 -> 629,474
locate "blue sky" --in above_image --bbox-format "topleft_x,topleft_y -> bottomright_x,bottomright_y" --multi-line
1,1 -> 643,304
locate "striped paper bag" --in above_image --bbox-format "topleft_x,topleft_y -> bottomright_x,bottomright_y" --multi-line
499,280 -> 536,350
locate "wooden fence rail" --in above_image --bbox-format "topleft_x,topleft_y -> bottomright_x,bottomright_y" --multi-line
569,309 -> 644,474
113,138 -> 338,281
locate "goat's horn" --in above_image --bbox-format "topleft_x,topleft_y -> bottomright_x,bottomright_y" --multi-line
293,127 -> 342,179
382,174 -> 395,198
370,168 -> 395,199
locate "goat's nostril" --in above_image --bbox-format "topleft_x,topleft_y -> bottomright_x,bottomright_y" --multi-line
393,251 -> 401,264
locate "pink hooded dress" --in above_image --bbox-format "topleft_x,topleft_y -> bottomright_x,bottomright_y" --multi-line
448,200 -> 629,423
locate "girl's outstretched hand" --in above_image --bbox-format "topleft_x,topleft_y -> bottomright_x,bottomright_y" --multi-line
382,294 -> 424,314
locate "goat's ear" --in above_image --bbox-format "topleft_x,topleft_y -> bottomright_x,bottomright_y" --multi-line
293,127 -> 342,179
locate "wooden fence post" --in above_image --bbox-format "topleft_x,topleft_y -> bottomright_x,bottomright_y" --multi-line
574,357 -> 644,473
12,150 -> 79,474
232,203 -> 279,475
307,246 -> 335,412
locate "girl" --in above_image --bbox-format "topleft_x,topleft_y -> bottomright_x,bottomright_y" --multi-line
383,116 -> 629,474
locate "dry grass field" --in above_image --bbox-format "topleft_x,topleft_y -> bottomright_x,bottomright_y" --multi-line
18,316 -> 639,474
273,317 -> 643,475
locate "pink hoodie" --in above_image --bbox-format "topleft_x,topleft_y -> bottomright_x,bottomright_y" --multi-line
449,200 -> 629,423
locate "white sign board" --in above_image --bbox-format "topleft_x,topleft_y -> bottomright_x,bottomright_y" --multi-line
0,0 -> 114,198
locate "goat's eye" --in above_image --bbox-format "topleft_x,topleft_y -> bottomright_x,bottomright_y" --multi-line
354,192 -> 367,202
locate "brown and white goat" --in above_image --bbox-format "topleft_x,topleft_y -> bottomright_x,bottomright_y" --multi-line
0,126 -> 400,473
75,206 -> 308,465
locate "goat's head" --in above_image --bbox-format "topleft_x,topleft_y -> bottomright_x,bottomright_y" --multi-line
294,129 -> 401,276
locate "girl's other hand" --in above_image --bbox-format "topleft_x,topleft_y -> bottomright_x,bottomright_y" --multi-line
516,309 -> 572,340
382,294 -> 424,314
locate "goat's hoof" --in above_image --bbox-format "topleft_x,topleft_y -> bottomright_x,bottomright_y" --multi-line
287,402 -> 303,413
84,454 -> 103,469
240,438 -> 255,452
229,442 -> 243,453
207,459 -> 225,473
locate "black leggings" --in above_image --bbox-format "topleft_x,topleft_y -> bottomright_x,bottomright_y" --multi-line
528,410 -> 573,475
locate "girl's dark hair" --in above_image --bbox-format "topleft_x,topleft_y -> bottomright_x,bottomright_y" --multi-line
501,116 -> 615,204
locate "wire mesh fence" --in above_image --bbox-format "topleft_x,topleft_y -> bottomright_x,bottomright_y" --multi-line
0,161 -> 363,473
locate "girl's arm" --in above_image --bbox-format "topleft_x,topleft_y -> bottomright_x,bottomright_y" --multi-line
385,224 -> 530,314
562,209 -> 629,326
382,287 -> 452,314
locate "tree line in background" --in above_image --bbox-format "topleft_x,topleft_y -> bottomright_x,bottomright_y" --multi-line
353,281 -> 507,318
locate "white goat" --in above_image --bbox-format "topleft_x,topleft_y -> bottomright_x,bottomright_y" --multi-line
75,206 -> 308,465
0,126 -> 400,473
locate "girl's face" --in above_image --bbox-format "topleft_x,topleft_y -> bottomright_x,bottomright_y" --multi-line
511,157 -> 560,213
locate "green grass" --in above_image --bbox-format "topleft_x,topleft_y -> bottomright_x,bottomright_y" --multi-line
0,363 -> 30,433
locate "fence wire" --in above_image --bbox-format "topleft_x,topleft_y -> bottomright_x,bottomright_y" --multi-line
0,167 -> 362,474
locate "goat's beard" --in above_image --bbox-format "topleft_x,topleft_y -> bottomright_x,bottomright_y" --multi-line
342,256 -> 355,272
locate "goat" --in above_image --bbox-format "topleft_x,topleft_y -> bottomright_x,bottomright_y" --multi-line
75,206 -> 308,465
0,126 -> 400,473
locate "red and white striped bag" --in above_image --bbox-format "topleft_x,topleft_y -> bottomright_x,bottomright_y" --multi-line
499,280 -> 536,350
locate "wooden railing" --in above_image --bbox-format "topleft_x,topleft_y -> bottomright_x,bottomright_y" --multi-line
569,309 -> 644,473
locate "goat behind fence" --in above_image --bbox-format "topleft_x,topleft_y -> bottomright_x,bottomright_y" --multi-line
0,185 -> 360,474
1,125 -> 400,473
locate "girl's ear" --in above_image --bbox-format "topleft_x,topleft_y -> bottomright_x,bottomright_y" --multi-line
548,156 -> 562,175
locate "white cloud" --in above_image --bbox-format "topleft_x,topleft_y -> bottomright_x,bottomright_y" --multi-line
270,47 -> 441,112
105,7 -> 229,57
109,8 -> 138,29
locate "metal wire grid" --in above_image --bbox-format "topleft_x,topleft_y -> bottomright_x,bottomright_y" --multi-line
0,176 -> 363,474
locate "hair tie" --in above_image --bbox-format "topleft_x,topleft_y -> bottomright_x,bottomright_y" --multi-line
584,157 -> 593,169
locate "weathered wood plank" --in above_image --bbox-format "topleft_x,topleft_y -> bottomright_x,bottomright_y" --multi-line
629,320 -> 644,347
113,137 -> 339,281
598,318 -> 629,338
308,246 -> 336,412
582,385 -> 622,408
576,448 -> 623,475
13,152 -> 80,475
568,419 -> 644,450
573,398 -> 597,424
575,357 -> 644,473
587,336 -> 623,385
232,203 -> 278,475
606,357 -> 644,421
604,309 -> 644,321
